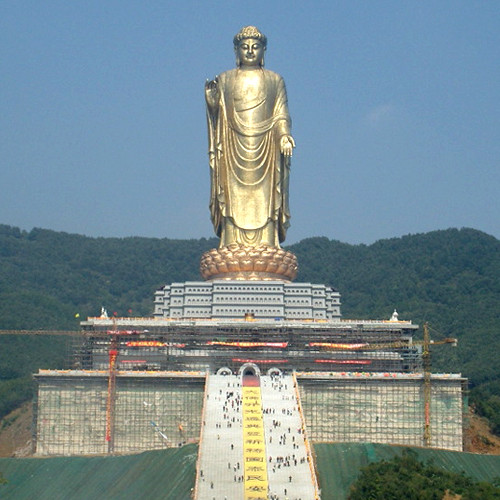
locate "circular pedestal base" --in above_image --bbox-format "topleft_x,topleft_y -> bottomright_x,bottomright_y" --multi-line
200,244 -> 298,281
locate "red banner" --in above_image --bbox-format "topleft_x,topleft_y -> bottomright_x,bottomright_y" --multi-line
208,341 -> 288,348
232,358 -> 288,364
126,341 -> 166,347
308,342 -> 368,349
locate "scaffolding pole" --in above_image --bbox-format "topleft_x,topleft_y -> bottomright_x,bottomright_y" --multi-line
423,322 -> 431,446
105,331 -> 118,453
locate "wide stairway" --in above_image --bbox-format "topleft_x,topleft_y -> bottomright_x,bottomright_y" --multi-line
195,373 -> 319,500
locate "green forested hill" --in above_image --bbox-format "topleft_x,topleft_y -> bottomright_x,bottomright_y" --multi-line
0,224 -> 499,427
0,225 -> 218,328
290,228 -> 500,387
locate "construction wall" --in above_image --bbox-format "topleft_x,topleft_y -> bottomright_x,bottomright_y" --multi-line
298,374 -> 465,451
35,370 -> 465,456
35,371 -> 205,456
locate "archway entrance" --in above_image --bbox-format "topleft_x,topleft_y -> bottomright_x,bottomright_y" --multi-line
216,367 -> 232,376
267,367 -> 283,377
238,362 -> 261,377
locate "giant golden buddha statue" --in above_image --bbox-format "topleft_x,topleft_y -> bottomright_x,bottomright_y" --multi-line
200,26 -> 298,281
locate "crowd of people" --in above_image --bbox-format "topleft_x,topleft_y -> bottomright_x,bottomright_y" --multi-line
196,373 -> 317,500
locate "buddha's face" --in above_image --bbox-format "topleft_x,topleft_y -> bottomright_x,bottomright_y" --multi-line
236,37 -> 265,67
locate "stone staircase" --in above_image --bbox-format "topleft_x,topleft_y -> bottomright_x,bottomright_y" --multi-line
194,373 -> 319,500
261,374 -> 318,500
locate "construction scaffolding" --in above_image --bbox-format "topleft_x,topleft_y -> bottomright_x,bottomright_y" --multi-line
34,371 -> 205,456
69,318 -> 422,374
298,373 -> 467,451
29,316 -> 466,455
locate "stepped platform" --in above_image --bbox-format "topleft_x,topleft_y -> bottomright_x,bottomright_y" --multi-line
195,373 -> 319,499
260,374 -> 318,499
153,280 -> 341,322
195,374 -> 244,499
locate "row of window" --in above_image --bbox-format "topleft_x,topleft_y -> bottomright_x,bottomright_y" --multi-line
160,297 -> 334,305
156,293 -> 339,301
157,306 -> 339,316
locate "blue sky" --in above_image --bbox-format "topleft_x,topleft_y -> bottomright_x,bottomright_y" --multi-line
1,1 -> 499,244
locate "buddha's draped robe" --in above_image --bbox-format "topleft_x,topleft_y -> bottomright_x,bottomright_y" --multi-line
206,67 -> 292,248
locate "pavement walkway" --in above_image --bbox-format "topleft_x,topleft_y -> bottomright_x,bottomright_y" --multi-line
195,373 -> 318,500
196,374 -> 244,499
261,374 -> 318,500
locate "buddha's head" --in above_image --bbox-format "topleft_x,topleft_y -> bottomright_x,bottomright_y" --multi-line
233,26 -> 267,68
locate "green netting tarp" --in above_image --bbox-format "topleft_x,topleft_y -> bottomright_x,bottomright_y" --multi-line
1,443 -> 499,499
0,444 -> 197,500
314,442 -> 500,500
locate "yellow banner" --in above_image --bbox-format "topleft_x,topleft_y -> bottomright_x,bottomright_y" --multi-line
242,386 -> 268,500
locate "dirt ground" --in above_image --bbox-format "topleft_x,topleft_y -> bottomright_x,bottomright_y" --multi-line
464,408 -> 500,455
0,402 -> 33,457
1,403 -> 499,457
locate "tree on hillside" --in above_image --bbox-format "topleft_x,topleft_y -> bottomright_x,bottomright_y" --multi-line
348,450 -> 500,500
